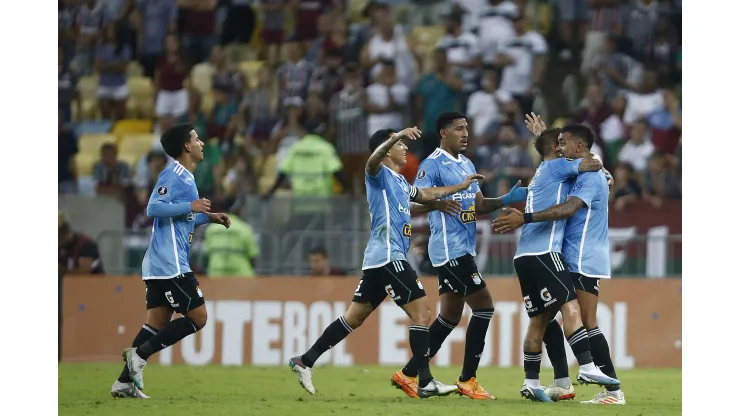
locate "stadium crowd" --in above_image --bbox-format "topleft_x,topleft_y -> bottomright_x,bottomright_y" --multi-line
58,0 -> 682,275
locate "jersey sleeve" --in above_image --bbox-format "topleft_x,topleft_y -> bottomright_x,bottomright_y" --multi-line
552,158 -> 583,181
413,159 -> 438,189
146,172 -> 191,217
568,173 -> 601,208
366,165 -> 388,189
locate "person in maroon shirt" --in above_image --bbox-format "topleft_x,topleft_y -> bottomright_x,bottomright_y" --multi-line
308,246 -> 346,276
321,16 -> 352,63
576,84 -> 613,170
178,0 -> 218,64
58,217 -> 104,275
155,34 -> 190,121
290,0 -> 335,46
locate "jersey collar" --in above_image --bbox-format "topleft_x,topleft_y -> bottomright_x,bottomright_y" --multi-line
437,148 -> 463,163
173,161 -> 195,180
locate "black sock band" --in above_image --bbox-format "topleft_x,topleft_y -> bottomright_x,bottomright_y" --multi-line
118,324 -> 158,382
566,326 -> 593,366
408,325 -> 432,386
523,352 -> 542,380
543,319 -> 569,379
301,316 -> 353,368
588,327 -> 620,390
460,308 -> 494,382
403,315 -> 458,378
136,317 -> 198,360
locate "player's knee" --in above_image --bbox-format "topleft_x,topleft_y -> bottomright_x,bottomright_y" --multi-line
343,302 -> 373,329
466,288 -> 494,310
409,306 -> 432,327
560,301 -> 582,325
580,310 -> 598,330
187,307 -> 208,330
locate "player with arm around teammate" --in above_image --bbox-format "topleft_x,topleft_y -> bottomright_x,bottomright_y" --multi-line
491,116 -> 619,402
493,124 -> 625,405
288,126 -> 484,398
392,112 -> 528,400
112,124 -> 230,398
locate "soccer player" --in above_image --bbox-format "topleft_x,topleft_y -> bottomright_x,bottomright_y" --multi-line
494,124 -> 625,405
288,127 -> 484,398
391,112 -> 527,400
112,124 -> 231,398
492,116 -> 619,402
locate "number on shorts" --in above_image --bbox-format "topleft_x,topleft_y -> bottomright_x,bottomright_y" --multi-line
165,290 -> 176,305
385,284 -> 397,298
523,295 -> 533,309
354,279 -> 363,294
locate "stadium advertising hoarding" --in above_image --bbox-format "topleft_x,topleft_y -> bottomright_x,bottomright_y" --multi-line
62,277 -> 681,368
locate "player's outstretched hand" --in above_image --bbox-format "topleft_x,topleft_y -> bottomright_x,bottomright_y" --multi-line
191,198 -> 211,213
397,126 -> 422,141
208,212 -> 231,229
462,174 -> 485,189
492,207 -> 525,233
502,180 -> 527,205
525,112 -> 547,136
435,199 -> 462,216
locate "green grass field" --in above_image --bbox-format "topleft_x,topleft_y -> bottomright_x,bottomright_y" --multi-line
59,364 -> 681,416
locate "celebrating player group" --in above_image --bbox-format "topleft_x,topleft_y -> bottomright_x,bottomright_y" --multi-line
112,111 -> 624,405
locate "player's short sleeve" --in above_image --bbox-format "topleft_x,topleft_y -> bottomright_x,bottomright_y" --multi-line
366,165 -> 388,188
148,171 -> 178,205
552,158 -> 583,181
569,173 -> 602,208
414,159 -> 438,189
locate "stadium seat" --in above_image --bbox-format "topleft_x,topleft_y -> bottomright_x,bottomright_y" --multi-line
77,75 -> 99,120
78,133 -> 116,156
239,61 -> 265,88
120,133 -> 156,158
113,119 -> 153,143
191,63 -> 214,94
118,152 -> 142,170
127,77 -> 155,118
126,61 -> 144,78
75,153 -> 98,177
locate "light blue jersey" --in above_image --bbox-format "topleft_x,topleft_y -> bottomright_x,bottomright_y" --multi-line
415,148 -> 480,267
363,165 -> 415,270
562,171 -> 611,278
514,158 -> 584,258
142,161 -> 209,280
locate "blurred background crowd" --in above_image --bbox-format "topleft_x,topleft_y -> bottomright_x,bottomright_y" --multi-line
58,0 -> 682,278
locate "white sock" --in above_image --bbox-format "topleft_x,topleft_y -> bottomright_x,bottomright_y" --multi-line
608,389 -> 622,396
579,362 -> 598,373
554,377 -> 571,388
525,379 -> 541,388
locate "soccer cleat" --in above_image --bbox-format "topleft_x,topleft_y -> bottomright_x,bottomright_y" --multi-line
520,384 -> 554,402
581,390 -> 626,405
577,370 -> 620,386
456,377 -> 496,400
122,348 -> 147,391
417,379 -> 459,398
544,382 -> 576,401
110,380 -> 150,399
391,370 -> 420,398
288,356 -> 315,395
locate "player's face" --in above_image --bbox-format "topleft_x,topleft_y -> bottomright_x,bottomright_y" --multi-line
556,133 -> 579,159
388,137 -> 408,166
186,130 -> 205,162
442,118 -> 469,153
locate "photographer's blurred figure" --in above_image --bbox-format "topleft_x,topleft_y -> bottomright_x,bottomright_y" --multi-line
308,246 -> 346,276
204,197 -> 260,278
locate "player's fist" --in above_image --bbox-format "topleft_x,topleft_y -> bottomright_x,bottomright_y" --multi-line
462,174 -> 485,189
397,126 -> 422,141
191,198 -> 211,213
208,212 -> 231,228
492,207 -> 525,233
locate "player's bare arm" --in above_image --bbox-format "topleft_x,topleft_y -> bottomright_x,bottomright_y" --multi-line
411,200 -> 463,216
578,154 -> 603,173
365,127 -> 422,176
413,174 -> 485,203
492,196 -> 585,233
476,180 -> 528,214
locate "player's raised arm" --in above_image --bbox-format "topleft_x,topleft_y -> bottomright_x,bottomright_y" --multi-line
365,127 -> 422,176
475,180 -> 528,214
412,174 -> 485,203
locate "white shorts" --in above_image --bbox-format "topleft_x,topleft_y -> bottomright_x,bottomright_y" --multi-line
97,84 -> 129,100
155,89 -> 189,118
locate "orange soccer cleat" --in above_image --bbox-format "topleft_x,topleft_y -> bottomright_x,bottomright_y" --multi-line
456,377 -> 496,400
391,370 -> 420,398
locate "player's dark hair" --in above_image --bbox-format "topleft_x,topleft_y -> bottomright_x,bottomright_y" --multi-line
160,124 -> 195,159
309,246 -> 328,257
534,128 -> 561,157
436,111 -> 466,136
368,128 -> 396,152
561,124 -> 595,149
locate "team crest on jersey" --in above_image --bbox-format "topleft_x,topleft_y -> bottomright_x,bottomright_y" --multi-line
417,169 -> 426,179
402,223 -> 412,237
471,273 -> 482,285
460,203 -> 476,224
157,186 -> 168,196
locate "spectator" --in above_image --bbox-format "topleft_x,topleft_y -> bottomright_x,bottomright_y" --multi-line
308,48 -> 345,103
59,46 -> 82,124
276,36 -> 316,105
59,1 -> 77,68
466,66 -> 513,148
617,118 -> 654,173
647,88 -> 681,154
155,34 -> 191,122
576,84 -> 613,168
304,12 -> 333,64
623,69 -> 664,126
270,96 -> 308,166
327,63 -> 368,197
611,162 -> 642,211
70,0 -> 105,76
476,0 -> 518,65
221,0 -> 257,47
620,0 -> 665,62
59,116 -> 79,195
134,0 -> 178,79
304,92 -> 330,132
291,0 -> 335,48
101,0 -> 138,57
204,198 -> 260,278
600,93 -> 627,165
644,21 -> 680,83
210,46 -> 246,103
260,0 -> 287,66
415,49 -> 462,150
208,85 -> 241,148
93,143 -> 132,199
591,35 -> 640,102
240,65 -> 278,155
134,150 -> 168,207
581,0 -> 624,76
178,0 -> 218,65
643,151 -> 681,208
308,246 -> 346,276
361,11 -> 418,89
495,12 -> 547,117
58,218 -> 105,275
480,121 -> 535,197
222,148 -> 257,197
96,24 -> 132,122
555,0 -> 590,61
436,9 -> 482,111
364,60 -> 410,136
322,16 -> 352,63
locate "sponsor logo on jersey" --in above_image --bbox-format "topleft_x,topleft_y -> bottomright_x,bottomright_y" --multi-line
452,192 -> 476,201
398,203 -> 411,216
402,223 -> 412,237
460,203 -> 476,223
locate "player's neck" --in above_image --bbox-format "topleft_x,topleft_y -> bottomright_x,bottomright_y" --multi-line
176,157 -> 197,173
440,144 -> 459,159
382,159 -> 402,174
